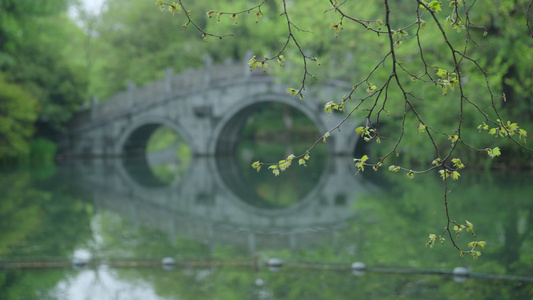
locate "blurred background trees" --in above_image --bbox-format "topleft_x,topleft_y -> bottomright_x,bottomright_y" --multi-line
0,0 -> 87,162
0,0 -> 531,166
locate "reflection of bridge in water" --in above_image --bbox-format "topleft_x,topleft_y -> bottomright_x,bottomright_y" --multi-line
68,155 -> 376,255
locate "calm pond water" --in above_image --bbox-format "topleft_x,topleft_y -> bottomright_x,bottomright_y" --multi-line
1,150 -> 533,299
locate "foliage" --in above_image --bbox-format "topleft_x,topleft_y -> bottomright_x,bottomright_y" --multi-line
145,125 -> 192,184
81,0 -> 208,98
3,161 -> 533,297
82,0 -> 291,99
0,0 -> 88,161
237,140 -> 326,208
0,73 -> 39,161
155,0 -> 533,257
28,138 -> 57,164
0,171 -> 44,256
31,165 -> 533,298
0,167 -> 93,299
0,169 -> 92,258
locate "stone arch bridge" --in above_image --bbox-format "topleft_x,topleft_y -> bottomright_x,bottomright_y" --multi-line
60,58 -> 361,158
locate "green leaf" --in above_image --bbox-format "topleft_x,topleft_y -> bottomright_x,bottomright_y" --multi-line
278,158 -> 291,171
432,158 -> 442,166
388,165 -> 401,173
465,220 -> 473,232
287,88 -> 298,96
248,56 -> 262,70
323,132 -> 330,143
254,11 -> 263,22
417,123 -> 426,135
366,84 -> 377,93
477,241 -> 487,249
269,165 -> 280,176
427,1 -> 442,12
486,147 -> 501,158
251,161 -> 262,172
519,129 -> 528,142
477,122 -> 489,132
277,55 -> 285,65
439,170 -> 461,181
436,68 -> 447,78
353,155 -> 369,173
329,23 -> 342,37
448,135 -> 458,145
451,171 -> 460,180
324,101 -> 339,114
450,0 -> 464,7
451,158 -> 465,169
426,233 -> 437,248
155,0 -> 165,11
419,19 -> 427,30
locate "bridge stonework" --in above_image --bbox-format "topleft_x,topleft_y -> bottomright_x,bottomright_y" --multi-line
60,59 -> 361,158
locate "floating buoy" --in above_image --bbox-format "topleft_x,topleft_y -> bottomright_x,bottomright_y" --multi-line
453,267 -> 469,282
267,258 -> 282,272
351,262 -> 366,276
71,258 -> 88,269
162,257 -> 176,270
72,249 -> 91,269
255,278 -> 264,286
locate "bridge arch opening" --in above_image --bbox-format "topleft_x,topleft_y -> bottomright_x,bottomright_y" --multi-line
214,101 -> 328,209
121,123 -> 192,188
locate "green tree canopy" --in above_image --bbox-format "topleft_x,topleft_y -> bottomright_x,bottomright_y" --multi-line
0,0 -> 88,161
0,74 -> 38,160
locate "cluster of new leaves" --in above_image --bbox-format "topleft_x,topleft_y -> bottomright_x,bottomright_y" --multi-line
435,68 -> 458,95
427,220 -> 486,259
249,55 -> 286,73
156,0 -> 533,258
252,153 -> 310,176
478,119 -> 528,142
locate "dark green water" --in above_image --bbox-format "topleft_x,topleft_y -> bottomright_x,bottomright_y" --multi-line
1,154 -> 533,299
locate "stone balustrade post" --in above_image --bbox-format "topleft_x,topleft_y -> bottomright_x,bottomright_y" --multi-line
165,67 -> 173,94
244,50 -> 253,78
127,81 -> 135,107
90,96 -> 98,120
203,56 -> 213,85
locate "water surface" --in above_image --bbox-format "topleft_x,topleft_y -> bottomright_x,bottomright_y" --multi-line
1,155 -> 532,299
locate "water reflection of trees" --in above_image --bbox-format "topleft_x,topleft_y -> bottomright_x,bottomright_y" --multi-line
342,171 -> 533,278
0,167 -> 93,299
218,141 -> 327,209
2,164 -> 533,298
76,157 -> 533,279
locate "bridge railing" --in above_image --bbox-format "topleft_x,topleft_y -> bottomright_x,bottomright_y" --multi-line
71,54 -> 350,130
83,58 -> 252,123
